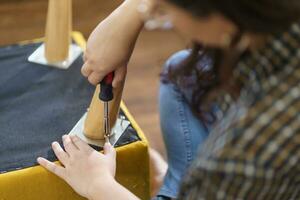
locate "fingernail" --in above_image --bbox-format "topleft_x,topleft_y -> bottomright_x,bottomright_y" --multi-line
105,142 -> 111,147
70,135 -> 76,139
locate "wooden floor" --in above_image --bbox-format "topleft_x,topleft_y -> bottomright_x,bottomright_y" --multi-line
0,0 -> 185,156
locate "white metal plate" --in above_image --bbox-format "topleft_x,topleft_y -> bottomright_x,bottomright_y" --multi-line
68,113 -> 130,147
28,43 -> 82,69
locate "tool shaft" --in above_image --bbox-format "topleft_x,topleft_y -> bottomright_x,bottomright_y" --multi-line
100,72 -> 114,143
103,101 -> 110,138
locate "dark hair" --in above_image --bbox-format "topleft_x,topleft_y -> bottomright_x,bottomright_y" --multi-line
164,0 -> 300,122
169,0 -> 300,33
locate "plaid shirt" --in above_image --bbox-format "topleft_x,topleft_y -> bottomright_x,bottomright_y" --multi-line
178,23 -> 300,199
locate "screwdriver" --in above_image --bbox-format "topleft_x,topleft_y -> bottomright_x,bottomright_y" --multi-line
99,72 -> 114,143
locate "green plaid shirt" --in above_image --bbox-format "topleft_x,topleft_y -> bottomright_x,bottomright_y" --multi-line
179,23 -> 300,199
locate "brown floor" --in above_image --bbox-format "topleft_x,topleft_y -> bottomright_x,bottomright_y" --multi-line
0,0 -> 186,156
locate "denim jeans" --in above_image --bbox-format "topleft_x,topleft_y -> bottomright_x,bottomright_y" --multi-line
156,51 -> 211,199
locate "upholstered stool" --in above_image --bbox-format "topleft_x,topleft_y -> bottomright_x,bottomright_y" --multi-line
0,33 -> 150,200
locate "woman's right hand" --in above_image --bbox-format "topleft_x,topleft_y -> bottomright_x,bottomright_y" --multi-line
81,0 -> 144,88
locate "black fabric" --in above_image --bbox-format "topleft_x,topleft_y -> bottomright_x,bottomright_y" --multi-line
0,43 -> 140,174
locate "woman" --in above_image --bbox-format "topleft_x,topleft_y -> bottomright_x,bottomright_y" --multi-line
37,0 -> 300,199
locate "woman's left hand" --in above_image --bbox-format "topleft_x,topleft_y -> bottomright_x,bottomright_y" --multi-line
37,135 -> 116,199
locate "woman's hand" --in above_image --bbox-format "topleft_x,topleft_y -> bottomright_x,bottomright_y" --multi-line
37,135 -> 116,200
81,0 -> 144,87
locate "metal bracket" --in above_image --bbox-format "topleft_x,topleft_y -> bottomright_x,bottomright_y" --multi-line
68,113 -> 130,147
28,43 -> 82,69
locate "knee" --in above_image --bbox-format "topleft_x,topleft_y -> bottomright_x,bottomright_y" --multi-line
159,50 -> 191,99
162,50 -> 191,75
160,50 -> 199,105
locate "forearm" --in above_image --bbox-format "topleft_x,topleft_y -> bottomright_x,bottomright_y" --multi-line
88,177 -> 140,200
97,0 -> 144,48
117,0 -> 144,32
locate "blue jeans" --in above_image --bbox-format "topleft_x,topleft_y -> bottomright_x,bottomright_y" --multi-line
156,51 -> 211,199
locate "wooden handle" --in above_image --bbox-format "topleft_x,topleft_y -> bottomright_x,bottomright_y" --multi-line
84,82 -> 125,140
45,0 -> 72,62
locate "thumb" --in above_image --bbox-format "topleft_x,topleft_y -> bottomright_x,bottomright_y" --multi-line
112,66 -> 127,88
104,142 -> 116,159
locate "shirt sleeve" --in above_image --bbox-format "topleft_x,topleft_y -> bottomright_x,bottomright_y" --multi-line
178,155 -> 298,200
178,75 -> 300,199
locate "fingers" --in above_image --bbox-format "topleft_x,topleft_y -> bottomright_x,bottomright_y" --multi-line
81,62 -> 92,78
82,57 -> 126,87
37,157 -> 66,179
87,71 -> 103,85
62,135 -> 79,155
82,53 -> 87,63
52,141 -> 69,166
104,142 -> 116,160
82,63 -> 104,85
112,66 -> 127,88
70,135 -> 92,153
